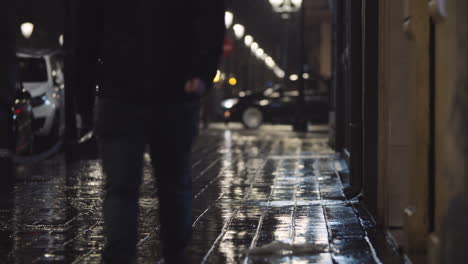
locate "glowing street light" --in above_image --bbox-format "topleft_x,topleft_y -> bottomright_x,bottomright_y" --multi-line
213,70 -> 221,83
274,67 -> 285,78
21,22 -> 34,39
233,24 -> 245,40
59,34 -> 64,46
228,77 -> 237,86
265,57 -> 275,68
225,11 -> 234,29
250,42 -> 259,53
244,35 -> 253,47
233,24 -> 245,39
255,48 -> 264,59
269,0 -> 283,7
289,74 -> 299,81
269,0 -> 302,13
292,0 -> 303,7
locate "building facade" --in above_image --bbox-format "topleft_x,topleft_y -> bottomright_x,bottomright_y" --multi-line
328,0 -> 468,263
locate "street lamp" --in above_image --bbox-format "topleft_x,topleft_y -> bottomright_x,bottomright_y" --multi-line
274,67 -> 285,79
233,24 -> 245,40
265,57 -> 275,68
289,74 -> 299,81
269,0 -> 302,14
59,34 -> 64,46
255,48 -> 264,59
270,0 -> 306,131
21,22 -> 34,39
214,70 -> 222,83
250,42 -> 259,53
244,35 -> 253,47
225,11 -> 234,29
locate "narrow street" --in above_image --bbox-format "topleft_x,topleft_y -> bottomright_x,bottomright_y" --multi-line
0,125 -> 404,263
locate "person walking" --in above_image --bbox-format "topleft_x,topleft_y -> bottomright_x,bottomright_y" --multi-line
77,1 -> 226,263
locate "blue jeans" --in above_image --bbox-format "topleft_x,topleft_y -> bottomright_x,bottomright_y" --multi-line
95,99 -> 199,263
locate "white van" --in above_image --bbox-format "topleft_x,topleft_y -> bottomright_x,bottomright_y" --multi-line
17,50 -> 65,138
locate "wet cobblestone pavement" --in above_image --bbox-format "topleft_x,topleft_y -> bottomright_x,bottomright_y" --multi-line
0,125 -> 405,263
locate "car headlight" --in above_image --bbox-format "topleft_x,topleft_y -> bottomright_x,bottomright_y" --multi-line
221,98 -> 239,109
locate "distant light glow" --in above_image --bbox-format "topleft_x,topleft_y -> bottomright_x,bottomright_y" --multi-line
250,42 -> 259,53
228,77 -> 238,86
59,34 -> 64,46
269,0 -> 302,13
289,74 -> 299,81
221,98 -> 239,109
303,73 -> 310,79
291,0 -> 303,7
269,0 -> 283,8
225,12 -> 234,29
21,22 -> 34,39
274,67 -> 285,79
255,48 -> 264,59
233,24 -> 245,39
214,70 -> 221,83
265,57 -> 275,68
259,99 -> 269,106
244,35 -> 253,47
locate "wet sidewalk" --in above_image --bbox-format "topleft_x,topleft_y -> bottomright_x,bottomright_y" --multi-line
0,125 -> 404,263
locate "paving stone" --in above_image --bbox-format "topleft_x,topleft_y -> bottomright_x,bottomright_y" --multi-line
0,126 -> 405,263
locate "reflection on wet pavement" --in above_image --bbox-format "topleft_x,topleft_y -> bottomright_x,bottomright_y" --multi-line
0,126 -> 404,263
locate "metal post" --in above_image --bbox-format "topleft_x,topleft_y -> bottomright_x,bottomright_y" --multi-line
293,2 -> 308,132
64,0 -> 78,148
345,0 -> 364,198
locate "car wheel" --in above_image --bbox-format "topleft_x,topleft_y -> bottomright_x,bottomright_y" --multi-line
242,107 -> 263,129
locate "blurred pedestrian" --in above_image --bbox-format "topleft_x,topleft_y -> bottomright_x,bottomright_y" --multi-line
0,1 -> 17,179
77,1 -> 225,263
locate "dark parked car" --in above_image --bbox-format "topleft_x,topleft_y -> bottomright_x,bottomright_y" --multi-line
0,83 -> 34,160
221,86 -> 329,129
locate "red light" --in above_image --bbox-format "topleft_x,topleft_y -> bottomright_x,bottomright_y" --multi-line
15,109 -> 22,115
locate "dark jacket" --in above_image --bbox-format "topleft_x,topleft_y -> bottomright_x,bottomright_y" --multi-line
0,1 -> 17,110
78,0 -> 226,103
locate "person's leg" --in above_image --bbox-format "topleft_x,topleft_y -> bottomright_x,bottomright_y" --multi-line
149,101 -> 200,263
95,99 -> 147,263
152,148 -> 193,263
